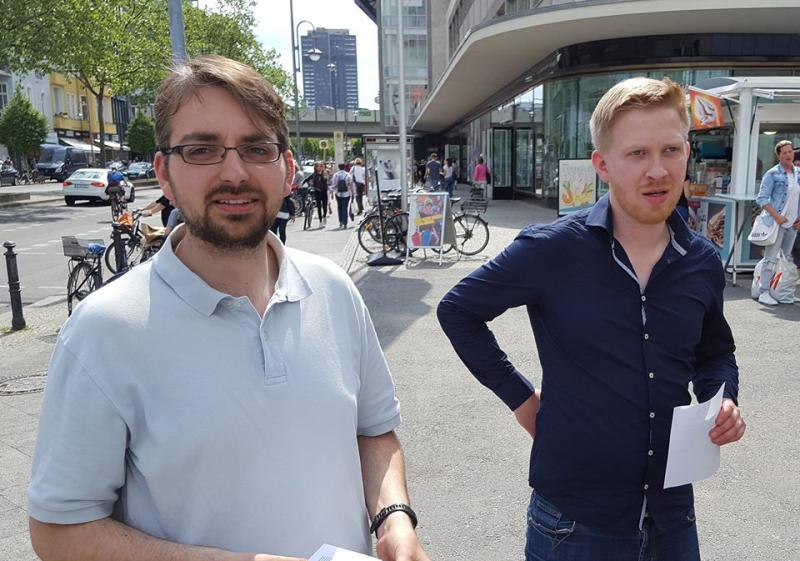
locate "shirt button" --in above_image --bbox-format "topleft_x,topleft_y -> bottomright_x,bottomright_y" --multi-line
650,412 -> 656,419
649,372 -> 655,379
644,333 -> 650,340
648,450 -> 654,456
644,484 -> 649,491
641,295 -> 647,302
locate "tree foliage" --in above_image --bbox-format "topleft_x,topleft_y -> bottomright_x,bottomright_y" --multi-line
127,112 -> 156,157
0,84 -> 49,164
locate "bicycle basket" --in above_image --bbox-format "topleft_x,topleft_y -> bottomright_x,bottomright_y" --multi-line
62,236 -> 105,258
460,197 -> 488,214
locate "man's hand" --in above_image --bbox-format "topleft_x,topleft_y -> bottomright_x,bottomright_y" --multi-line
709,398 -> 746,445
792,218 -> 800,230
375,514 -> 430,561
514,390 -> 541,439
776,214 -> 789,226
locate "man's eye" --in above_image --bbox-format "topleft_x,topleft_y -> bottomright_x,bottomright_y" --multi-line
186,146 -> 215,156
630,150 -> 644,157
244,144 -> 270,156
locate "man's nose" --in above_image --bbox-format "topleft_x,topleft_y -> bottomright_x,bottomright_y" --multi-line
217,148 -> 249,183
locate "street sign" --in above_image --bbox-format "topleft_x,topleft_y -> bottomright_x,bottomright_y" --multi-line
318,139 -> 329,150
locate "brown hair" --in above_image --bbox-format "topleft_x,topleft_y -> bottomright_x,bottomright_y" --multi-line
154,55 -> 289,151
774,139 -> 793,157
590,77 -> 688,151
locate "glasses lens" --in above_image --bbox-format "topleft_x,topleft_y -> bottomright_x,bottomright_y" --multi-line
239,143 -> 280,163
182,145 -> 225,164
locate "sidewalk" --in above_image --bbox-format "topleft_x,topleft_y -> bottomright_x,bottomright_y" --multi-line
2,183 -> 799,560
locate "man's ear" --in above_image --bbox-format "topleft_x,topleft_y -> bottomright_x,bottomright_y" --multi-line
591,150 -> 610,184
154,151 -> 173,201
282,151 -> 294,197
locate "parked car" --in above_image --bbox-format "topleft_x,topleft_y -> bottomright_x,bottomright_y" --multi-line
105,160 -> 129,173
63,168 -> 134,206
0,164 -> 20,186
124,162 -> 155,179
36,144 -> 91,182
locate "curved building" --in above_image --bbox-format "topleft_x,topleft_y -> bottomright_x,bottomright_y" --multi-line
411,0 -> 800,202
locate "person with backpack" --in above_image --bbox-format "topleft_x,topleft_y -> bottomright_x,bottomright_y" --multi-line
331,163 -> 355,229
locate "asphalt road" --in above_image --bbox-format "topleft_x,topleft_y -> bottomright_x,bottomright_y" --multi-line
0,189 -> 162,315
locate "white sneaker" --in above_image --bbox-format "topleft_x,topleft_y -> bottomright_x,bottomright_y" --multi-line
758,292 -> 779,306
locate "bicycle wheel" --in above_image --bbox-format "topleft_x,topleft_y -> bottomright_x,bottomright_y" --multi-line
67,261 -> 100,315
104,234 -> 138,273
303,199 -> 314,230
453,214 -> 489,256
386,212 -> 409,253
357,214 -> 385,253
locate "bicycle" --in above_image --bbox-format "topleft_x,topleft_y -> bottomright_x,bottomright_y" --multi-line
357,191 -> 407,253
434,193 -> 490,256
62,236 -> 106,315
108,188 -> 128,222
19,169 -> 43,185
104,210 -> 166,273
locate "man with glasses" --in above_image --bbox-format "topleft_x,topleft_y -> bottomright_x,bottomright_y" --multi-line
29,56 -> 430,561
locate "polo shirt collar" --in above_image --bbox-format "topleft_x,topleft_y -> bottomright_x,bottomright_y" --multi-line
153,226 -> 313,317
586,193 -> 690,255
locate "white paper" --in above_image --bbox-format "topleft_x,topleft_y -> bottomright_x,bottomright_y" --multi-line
663,383 -> 725,489
309,544 -> 378,561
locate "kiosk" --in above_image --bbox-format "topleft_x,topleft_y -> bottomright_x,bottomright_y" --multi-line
687,77 -> 800,285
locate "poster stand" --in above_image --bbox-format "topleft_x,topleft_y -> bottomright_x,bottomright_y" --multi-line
366,169 -> 404,267
405,192 -> 450,267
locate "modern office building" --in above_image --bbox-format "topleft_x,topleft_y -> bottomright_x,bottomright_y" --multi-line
406,0 -> 800,202
301,28 -> 359,109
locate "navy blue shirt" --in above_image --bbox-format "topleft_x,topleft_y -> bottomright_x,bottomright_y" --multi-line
437,194 -> 739,534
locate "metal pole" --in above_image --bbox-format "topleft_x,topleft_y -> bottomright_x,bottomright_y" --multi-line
397,0 -> 408,211
3,241 -> 26,330
290,0 -> 302,160
168,0 -> 187,65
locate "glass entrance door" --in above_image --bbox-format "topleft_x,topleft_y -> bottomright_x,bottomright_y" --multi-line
515,128 -> 533,195
492,128 -> 512,199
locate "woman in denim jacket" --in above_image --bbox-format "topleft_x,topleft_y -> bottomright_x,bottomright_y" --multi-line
754,140 -> 800,305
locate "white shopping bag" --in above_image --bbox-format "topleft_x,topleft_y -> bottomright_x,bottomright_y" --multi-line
768,251 -> 799,304
751,258 -> 765,300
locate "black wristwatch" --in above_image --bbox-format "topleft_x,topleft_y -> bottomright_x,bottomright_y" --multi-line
369,503 -> 418,536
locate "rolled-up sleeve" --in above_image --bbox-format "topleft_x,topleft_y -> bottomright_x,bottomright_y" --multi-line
437,229 -> 545,410
756,171 -> 775,208
28,342 -> 127,524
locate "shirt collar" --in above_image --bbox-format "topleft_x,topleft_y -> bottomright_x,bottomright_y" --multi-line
586,193 -> 691,254
153,225 -> 313,317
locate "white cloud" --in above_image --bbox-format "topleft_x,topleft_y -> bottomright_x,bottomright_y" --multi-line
254,0 -> 380,109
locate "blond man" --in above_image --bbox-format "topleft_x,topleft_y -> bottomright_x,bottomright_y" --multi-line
28,56 -> 430,561
438,78 -> 745,560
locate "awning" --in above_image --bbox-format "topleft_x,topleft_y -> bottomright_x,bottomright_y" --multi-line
60,138 -> 98,152
94,139 -> 130,151
413,1 -> 800,133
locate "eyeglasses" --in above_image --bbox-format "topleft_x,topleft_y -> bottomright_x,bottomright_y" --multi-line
162,142 -> 284,165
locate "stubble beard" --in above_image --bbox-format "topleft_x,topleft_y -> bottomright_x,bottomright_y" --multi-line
181,185 -> 274,250
613,180 -> 681,226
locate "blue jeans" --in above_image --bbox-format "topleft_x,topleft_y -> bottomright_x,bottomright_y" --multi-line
336,195 -> 350,227
525,491 -> 700,561
445,176 -> 455,196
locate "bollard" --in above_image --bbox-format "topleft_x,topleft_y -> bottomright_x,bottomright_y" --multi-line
3,241 -> 27,330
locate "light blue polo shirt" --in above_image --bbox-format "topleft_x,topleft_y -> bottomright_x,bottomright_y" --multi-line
28,227 -> 401,558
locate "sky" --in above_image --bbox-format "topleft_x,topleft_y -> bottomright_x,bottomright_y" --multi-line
253,0 -> 380,109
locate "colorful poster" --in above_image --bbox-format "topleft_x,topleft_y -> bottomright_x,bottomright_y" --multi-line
689,89 -> 724,130
558,159 -> 598,215
408,193 -> 447,249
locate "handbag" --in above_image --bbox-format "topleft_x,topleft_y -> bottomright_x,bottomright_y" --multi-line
747,210 -> 779,246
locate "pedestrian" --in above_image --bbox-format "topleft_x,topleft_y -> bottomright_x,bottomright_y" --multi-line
28,55 -> 430,561
416,159 -> 426,186
443,158 -> 455,197
438,77 -> 745,561
753,139 -> 800,306
424,153 -> 442,191
303,160 -> 329,226
291,157 -> 305,191
472,156 -> 489,197
270,193 -> 294,244
332,163 -> 355,229
351,157 -> 367,215
139,193 -> 175,227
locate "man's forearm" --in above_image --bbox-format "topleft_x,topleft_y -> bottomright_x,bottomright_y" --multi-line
29,517 -> 295,561
357,432 -> 411,521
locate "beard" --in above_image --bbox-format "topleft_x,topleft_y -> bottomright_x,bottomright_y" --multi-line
180,184 -> 275,250
611,180 -> 681,226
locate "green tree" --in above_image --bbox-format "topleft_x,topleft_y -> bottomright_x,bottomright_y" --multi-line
127,112 -> 156,159
0,84 -> 49,169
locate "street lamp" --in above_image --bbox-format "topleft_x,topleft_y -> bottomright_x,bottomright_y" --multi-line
289,0 -> 322,162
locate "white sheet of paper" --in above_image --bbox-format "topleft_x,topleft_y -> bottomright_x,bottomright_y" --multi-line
308,544 -> 378,561
663,383 -> 725,489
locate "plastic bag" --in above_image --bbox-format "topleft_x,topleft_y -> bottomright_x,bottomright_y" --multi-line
769,250 -> 799,304
751,258 -> 765,300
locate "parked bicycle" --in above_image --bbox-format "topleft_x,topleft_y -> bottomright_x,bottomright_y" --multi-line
19,169 -> 44,185
104,210 -> 166,273
435,192 -> 490,256
63,236 -> 106,315
357,191 -> 407,253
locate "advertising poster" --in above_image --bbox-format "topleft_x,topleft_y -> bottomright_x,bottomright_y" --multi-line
693,198 -> 735,262
689,88 -> 724,130
408,193 -> 447,250
558,159 -> 598,215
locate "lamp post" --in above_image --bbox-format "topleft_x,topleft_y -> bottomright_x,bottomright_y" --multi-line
289,0 -> 321,161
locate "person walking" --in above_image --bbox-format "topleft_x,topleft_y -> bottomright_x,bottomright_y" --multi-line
351,157 -> 367,215
303,160 -> 329,227
424,153 -> 442,191
332,163 -> 355,229
472,157 -> 489,197
270,193 -> 295,244
754,139 -> 800,306
28,55 -> 430,561
438,77 -> 745,561
443,158 -> 455,197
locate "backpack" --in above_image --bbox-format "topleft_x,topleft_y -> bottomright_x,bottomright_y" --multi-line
336,174 -> 348,193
